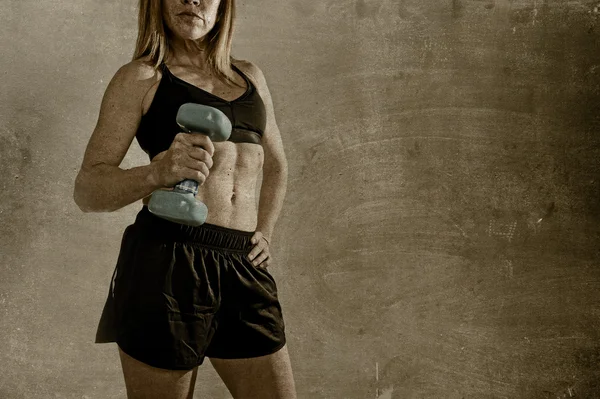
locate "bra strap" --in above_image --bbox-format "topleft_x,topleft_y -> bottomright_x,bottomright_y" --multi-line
231,63 -> 252,89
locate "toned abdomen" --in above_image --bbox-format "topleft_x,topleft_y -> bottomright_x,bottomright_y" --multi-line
143,141 -> 264,231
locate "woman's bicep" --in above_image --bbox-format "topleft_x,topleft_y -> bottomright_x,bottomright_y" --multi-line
80,62 -> 156,171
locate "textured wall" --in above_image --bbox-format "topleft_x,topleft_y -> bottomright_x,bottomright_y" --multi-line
1,0 -> 599,398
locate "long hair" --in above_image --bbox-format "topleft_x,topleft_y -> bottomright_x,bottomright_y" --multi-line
133,0 -> 239,85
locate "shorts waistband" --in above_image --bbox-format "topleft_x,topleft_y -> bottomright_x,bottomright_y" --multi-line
133,206 -> 255,252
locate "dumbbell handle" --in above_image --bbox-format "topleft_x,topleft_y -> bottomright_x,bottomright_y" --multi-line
174,179 -> 200,195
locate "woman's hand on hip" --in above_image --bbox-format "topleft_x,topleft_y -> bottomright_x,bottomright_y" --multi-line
247,232 -> 272,269
150,133 -> 215,188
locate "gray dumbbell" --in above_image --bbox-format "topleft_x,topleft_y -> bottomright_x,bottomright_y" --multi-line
148,103 -> 232,226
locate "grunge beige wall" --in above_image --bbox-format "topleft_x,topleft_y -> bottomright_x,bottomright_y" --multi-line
1,0 -> 599,398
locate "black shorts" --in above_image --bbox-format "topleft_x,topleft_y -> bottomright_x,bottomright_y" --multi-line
95,206 -> 286,370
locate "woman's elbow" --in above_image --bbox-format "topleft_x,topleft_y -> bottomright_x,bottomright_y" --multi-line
73,180 -> 93,213
73,173 -> 101,213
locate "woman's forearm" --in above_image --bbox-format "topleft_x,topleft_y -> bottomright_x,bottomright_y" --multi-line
73,162 -> 161,213
256,162 -> 288,240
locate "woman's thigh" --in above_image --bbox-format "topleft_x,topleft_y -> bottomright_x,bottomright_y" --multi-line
118,346 -> 199,399
209,344 -> 297,399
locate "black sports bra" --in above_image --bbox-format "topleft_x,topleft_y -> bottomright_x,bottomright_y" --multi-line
136,62 -> 267,160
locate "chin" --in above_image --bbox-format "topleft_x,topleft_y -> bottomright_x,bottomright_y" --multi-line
174,26 -> 210,41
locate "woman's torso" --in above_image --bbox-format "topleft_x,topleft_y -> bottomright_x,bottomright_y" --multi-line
137,60 -> 267,231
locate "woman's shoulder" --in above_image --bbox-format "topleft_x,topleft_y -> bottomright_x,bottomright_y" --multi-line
231,57 -> 258,72
105,56 -> 162,96
231,58 -> 268,89
115,56 -> 162,84
99,57 -> 163,112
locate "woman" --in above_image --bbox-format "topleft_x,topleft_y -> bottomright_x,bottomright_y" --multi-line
73,0 -> 296,397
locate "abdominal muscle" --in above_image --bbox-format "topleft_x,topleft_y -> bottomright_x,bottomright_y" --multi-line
142,141 -> 264,232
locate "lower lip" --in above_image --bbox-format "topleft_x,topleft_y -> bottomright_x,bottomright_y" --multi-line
179,14 -> 200,20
